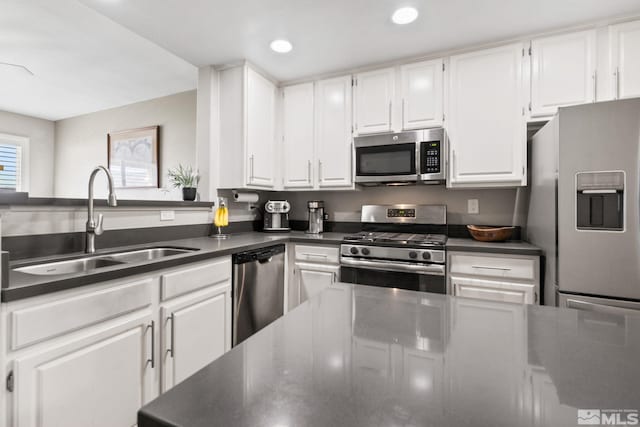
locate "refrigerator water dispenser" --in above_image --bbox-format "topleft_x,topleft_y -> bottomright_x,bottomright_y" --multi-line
576,171 -> 624,231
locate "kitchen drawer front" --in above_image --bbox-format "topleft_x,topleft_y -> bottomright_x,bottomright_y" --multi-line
451,276 -> 537,304
10,279 -> 153,350
294,244 -> 339,264
161,257 -> 232,301
449,252 -> 537,281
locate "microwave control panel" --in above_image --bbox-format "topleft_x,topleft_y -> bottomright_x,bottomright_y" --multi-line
421,141 -> 441,173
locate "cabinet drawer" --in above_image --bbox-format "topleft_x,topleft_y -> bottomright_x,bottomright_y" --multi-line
161,257 -> 231,301
451,276 -> 536,304
449,252 -> 537,281
294,245 -> 339,264
10,279 -> 152,350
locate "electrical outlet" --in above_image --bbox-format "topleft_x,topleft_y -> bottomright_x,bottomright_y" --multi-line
467,199 -> 479,214
160,210 -> 175,221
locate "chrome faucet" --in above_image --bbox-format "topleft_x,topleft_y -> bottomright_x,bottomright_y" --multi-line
86,166 -> 117,253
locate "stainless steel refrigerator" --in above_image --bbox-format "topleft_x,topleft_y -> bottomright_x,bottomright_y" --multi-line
527,98 -> 640,314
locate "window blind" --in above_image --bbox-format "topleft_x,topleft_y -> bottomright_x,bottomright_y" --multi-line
0,143 -> 22,190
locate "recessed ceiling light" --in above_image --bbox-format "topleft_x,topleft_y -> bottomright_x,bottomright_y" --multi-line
392,7 -> 419,25
270,39 -> 293,54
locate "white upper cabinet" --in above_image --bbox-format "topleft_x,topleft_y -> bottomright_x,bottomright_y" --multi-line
246,68 -> 276,187
354,68 -> 395,135
315,76 -> 353,188
448,43 -> 526,187
530,30 -> 596,117
400,59 -> 444,129
219,64 -> 276,189
610,19 -> 640,100
282,83 -> 315,189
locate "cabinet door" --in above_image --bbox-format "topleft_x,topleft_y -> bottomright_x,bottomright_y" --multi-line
400,59 -> 444,129
530,30 -> 596,117
451,275 -> 536,304
447,298 -> 526,425
282,83 -> 315,188
13,314 -> 154,427
448,43 -> 526,187
610,20 -> 640,100
315,76 -> 353,188
161,285 -> 231,392
354,68 -> 394,134
295,262 -> 339,305
246,67 -> 276,188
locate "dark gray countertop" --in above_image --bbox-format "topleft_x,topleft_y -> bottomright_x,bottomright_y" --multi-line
2,232 -> 541,302
2,232 -> 347,302
446,237 -> 542,256
138,284 -> 640,427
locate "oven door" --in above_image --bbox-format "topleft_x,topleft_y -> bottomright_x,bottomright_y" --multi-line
340,257 -> 446,294
354,132 -> 419,183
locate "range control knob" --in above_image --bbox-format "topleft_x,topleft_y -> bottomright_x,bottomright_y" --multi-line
361,248 -> 371,256
350,247 -> 359,255
422,252 -> 431,260
409,251 -> 418,259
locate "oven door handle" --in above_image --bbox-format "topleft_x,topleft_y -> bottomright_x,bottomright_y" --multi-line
340,257 -> 445,276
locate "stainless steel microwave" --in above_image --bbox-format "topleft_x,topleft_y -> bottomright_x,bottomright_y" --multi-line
354,128 -> 447,185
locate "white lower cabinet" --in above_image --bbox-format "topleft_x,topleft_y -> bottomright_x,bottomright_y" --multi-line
2,257 -> 232,427
12,313 -> 153,427
160,284 -> 231,392
289,244 -> 341,310
448,251 -> 540,304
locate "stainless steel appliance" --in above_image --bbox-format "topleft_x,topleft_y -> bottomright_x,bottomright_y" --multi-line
340,204 -> 447,293
306,200 -> 324,234
232,245 -> 285,346
354,128 -> 446,185
527,99 -> 640,314
263,200 -> 291,232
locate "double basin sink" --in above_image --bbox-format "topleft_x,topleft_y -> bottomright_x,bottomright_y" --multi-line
13,247 -> 198,276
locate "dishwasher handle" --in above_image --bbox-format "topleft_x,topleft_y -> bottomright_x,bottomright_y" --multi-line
233,244 -> 286,265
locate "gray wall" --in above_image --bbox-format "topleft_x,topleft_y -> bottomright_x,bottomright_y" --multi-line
272,186 -> 527,226
54,90 -> 197,200
0,110 -> 55,197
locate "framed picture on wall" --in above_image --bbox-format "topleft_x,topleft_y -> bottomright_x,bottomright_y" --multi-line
107,125 -> 159,188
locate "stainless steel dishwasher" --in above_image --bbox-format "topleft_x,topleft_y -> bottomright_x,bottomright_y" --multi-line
232,244 -> 285,346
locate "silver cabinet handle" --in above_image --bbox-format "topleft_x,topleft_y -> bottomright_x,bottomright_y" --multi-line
401,98 -> 405,128
451,149 -> 457,182
388,101 -> 392,129
615,67 -> 620,99
302,253 -> 328,259
146,321 -> 155,368
592,71 -> 597,102
166,313 -> 175,358
307,160 -> 312,184
249,155 -> 255,182
471,265 -> 512,271
318,159 -> 323,182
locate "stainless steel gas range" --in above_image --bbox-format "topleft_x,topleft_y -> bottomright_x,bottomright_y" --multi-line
340,204 -> 448,294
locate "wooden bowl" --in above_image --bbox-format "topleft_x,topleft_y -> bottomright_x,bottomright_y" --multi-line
467,225 -> 515,242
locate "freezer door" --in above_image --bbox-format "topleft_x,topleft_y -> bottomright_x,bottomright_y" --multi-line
557,99 -> 640,300
559,293 -> 640,316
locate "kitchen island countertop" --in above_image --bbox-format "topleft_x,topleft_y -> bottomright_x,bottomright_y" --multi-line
138,283 -> 640,427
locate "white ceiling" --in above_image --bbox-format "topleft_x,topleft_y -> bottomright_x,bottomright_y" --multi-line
79,0 -> 640,83
0,0 -> 197,121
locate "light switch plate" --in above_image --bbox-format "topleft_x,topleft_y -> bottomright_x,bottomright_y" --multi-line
467,199 -> 479,214
160,210 -> 175,221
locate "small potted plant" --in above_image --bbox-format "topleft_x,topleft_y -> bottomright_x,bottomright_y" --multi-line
168,164 -> 200,201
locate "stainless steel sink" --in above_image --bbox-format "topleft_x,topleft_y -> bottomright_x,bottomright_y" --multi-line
13,257 -> 126,276
13,247 -> 199,276
103,247 -> 197,263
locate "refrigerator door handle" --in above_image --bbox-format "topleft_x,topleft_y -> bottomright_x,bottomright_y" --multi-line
566,298 -> 638,317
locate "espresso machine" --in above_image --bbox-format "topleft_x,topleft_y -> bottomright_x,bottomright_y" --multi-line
263,200 -> 291,232
306,200 -> 325,234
